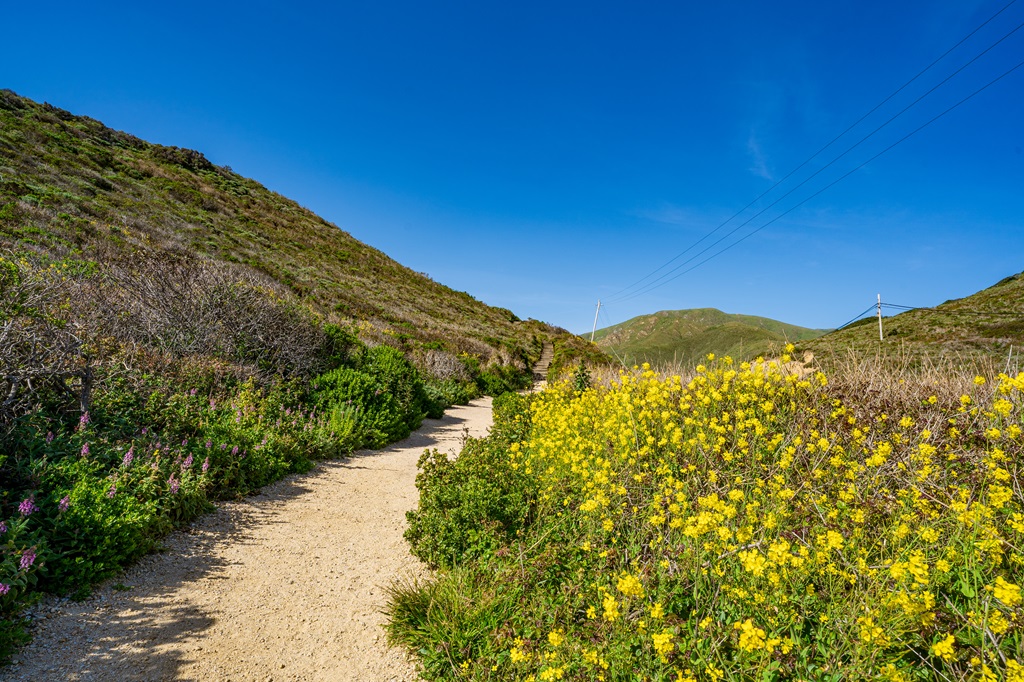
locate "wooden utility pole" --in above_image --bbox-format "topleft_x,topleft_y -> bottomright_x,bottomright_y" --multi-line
591,300 -> 602,342
877,294 -> 883,341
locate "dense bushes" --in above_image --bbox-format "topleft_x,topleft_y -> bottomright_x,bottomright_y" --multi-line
404,393 -> 536,569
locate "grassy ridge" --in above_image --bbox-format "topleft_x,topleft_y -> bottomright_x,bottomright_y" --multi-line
392,352 -> 1024,680
800,271 -> 1024,367
0,88 -> 531,356
594,308 -> 828,367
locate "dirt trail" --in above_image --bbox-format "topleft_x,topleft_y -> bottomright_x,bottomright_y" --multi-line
3,398 -> 494,682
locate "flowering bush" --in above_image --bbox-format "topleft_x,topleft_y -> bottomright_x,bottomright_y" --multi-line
390,350 -> 1024,681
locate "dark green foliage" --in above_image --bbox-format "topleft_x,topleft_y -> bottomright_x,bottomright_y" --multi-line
475,364 -> 531,397
311,344 -> 431,447
423,379 -> 475,415
321,323 -> 362,370
404,393 -> 535,570
363,345 -> 430,434
312,366 -> 409,448
571,362 -> 591,393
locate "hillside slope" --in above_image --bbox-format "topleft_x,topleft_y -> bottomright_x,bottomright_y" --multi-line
799,271 -> 1024,366
593,307 -> 828,366
0,89 -> 552,360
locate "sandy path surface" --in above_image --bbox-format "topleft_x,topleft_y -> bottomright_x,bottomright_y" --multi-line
3,398 -> 494,682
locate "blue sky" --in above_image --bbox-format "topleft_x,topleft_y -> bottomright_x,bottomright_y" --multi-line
3,1 -> 1022,334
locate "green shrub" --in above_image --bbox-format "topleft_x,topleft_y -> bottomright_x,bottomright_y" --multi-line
363,345 -> 431,430
423,379 -> 476,418
404,392 -> 535,569
312,366 -> 408,448
476,364 -> 530,397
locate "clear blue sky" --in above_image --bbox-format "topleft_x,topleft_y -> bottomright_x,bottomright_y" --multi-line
3,1 -> 1022,333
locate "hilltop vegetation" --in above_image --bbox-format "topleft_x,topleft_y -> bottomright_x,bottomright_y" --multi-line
800,271 -> 1024,368
0,89 -> 603,660
0,89 -> 544,356
593,308 -> 828,367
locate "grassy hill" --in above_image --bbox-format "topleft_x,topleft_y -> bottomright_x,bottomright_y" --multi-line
0,88 -> 579,362
592,307 -> 829,367
799,271 -> 1024,367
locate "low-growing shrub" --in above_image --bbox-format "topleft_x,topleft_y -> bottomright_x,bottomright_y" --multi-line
476,363 -> 530,397
404,393 -> 535,570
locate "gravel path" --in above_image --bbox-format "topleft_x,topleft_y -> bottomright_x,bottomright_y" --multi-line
3,398 -> 494,682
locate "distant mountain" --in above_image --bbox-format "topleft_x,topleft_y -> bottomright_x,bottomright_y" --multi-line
799,271 -> 1024,366
592,308 -> 829,367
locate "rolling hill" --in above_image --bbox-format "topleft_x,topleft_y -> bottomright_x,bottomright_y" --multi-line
798,271 -> 1024,366
0,89 -> 603,369
592,308 -> 829,367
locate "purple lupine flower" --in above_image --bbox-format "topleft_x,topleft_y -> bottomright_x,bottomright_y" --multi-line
220,443 -> 227,450
231,446 -> 239,456
205,440 -> 212,449
181,439 -> 188,447
58,495 -> 71,512
107,484 -> 117,499
209,399 -> 216,409
19,549 -> 36,570
285,408 -> 292,416
141,427 -> 148,435
79,412 -> 90,430
0,521 -> 7,534
80,442 -> 90,457
123,446 -> 134,466
168,475 -> 180,494
190,388 -> 197,396
0,584 -> 9,596
182,454 -> 194,471
18,497 -> 38,517
201,457 -> 210,474
45,431 -> 54,443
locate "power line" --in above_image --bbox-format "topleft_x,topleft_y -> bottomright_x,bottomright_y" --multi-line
835,304 -> 880,330
881,302 -> 1023,318
607,55 -> 1024,304
603,1 -> 1023,304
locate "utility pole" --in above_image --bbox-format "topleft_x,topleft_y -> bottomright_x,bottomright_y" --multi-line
877,294 -> 883,341
591,300 -> 602,342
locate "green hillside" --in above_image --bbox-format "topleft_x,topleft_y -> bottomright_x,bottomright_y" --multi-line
592,308 -> 829,367
0,89 -> 577,361
799,271 -> 1024,366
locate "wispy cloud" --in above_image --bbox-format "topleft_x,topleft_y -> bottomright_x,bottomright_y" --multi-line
746,133 -> 774,181
632,204 -> 724,230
